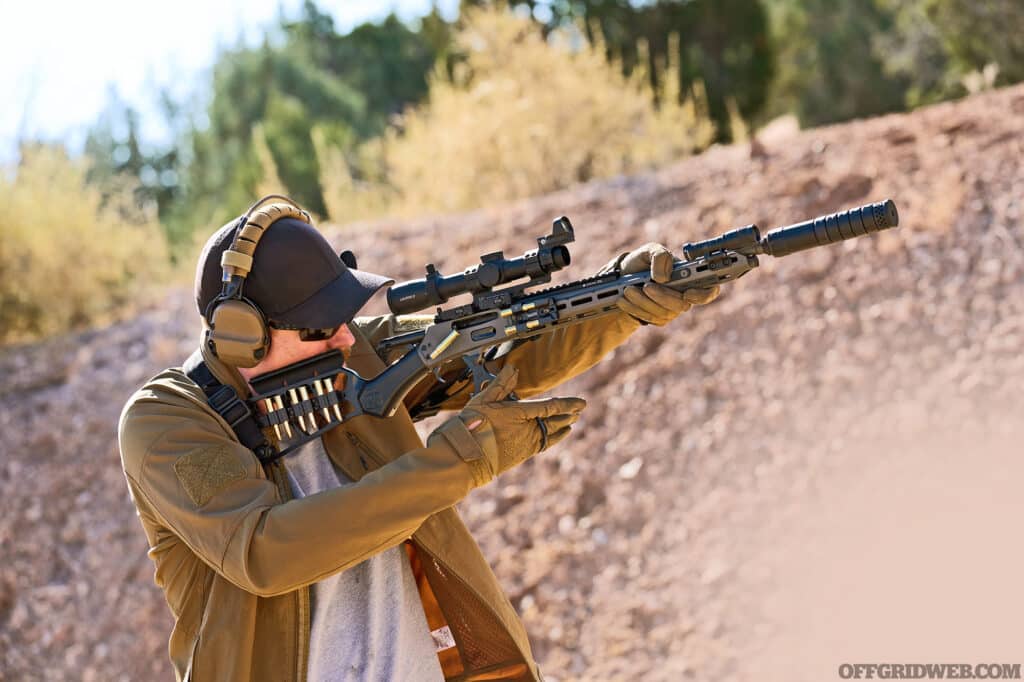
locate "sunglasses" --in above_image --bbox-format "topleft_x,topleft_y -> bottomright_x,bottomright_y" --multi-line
268,321 -> 342,342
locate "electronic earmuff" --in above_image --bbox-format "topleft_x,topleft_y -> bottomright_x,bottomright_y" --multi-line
204,194 -> 313,368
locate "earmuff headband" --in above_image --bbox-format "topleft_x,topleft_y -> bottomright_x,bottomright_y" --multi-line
204,195 -> 315,367
220,195 -> 312,281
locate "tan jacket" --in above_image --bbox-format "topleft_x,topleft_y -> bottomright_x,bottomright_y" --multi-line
118,310 -> 640,682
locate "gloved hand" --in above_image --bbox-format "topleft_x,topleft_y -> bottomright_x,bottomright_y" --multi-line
613,243 -> 720,326
459,366 -> 586,477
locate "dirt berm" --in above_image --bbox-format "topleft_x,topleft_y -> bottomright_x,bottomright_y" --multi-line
2,85 -> 1023,681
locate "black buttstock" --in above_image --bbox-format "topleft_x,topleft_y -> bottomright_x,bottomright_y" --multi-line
249,349 -> 345,398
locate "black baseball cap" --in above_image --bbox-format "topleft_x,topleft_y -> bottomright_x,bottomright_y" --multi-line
195,217 -> 393,329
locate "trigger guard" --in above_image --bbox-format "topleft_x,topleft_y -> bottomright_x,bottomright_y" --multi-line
461,353 -> 519,402
462,353 -> 497,394
335,366 -> 365,418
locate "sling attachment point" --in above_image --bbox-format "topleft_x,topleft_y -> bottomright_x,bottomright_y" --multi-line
184,349 -> 280,464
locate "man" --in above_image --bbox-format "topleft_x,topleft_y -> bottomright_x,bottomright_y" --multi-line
118,199 -> 718,682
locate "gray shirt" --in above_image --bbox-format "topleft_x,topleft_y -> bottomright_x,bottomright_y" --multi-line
283,438 -> 445,682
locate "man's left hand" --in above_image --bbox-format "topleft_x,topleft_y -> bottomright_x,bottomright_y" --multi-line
615,243 -> 720,326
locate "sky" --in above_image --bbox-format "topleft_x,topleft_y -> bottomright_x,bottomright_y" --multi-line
1,0 -> 459,161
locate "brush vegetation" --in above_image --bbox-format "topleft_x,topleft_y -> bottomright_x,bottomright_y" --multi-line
8,0 -> 1024,343
317,9 -> 714,218
0,146 -> 167,344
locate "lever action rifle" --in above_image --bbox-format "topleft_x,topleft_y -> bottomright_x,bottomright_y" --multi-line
250,200 -> 899,457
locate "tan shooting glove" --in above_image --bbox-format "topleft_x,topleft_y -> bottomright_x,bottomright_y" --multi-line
612,243 -> 720,326
459,366 -> 586,477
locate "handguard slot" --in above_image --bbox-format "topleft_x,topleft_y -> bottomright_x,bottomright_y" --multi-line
470,328 -> 497,341
453,310 -> 500,330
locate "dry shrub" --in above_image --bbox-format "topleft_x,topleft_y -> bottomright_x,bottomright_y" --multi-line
0,145 -> 167,344
321,7 -> 714,220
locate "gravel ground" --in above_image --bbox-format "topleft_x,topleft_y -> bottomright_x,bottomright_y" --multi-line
2,84 -> 1022,681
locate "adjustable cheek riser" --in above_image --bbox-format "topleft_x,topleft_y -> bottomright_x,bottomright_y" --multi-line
206,298 -> 270,368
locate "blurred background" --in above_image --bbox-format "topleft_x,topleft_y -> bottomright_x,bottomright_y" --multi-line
2,1 -> 1023,680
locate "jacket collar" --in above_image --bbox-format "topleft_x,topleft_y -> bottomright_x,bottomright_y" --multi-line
197,330 -> 253,398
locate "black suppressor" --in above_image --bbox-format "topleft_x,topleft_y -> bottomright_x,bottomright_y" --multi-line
387,226 -> 573,315
684,199 -> 899,259
760,199 -> 899,257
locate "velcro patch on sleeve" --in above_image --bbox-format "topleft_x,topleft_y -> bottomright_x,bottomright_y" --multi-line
173,446 -> 246,507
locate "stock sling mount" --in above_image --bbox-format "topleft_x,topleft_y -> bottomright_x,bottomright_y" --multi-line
184,350 -> 282,464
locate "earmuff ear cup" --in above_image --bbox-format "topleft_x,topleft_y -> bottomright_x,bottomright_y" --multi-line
206,298 -> 269,368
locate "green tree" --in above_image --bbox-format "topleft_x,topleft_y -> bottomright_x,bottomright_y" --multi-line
286,7 -> 446,134
184,39 -> 364,220
177,1 -> 449,233
82,2 -> 454,248
84,90 -> 184,239
874,0 -> 956,107
924,0 -> 1024,84
764,0 -> 908,126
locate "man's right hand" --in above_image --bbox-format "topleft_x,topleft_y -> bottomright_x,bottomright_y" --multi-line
458,366 -> 586,477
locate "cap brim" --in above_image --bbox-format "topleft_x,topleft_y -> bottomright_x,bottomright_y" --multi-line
272,268 -> 394,328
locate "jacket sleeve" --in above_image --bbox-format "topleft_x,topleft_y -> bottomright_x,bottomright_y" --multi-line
488,309 -> 641,399
118,390 -> 493,598
357,309 -> 642,408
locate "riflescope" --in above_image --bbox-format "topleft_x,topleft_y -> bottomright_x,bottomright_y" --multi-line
387,217 -> 575,315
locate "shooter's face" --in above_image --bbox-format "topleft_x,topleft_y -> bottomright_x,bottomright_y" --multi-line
238,324 -> 356,384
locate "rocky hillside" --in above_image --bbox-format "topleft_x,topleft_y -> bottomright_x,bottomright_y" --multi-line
3,85 -> 1023,681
